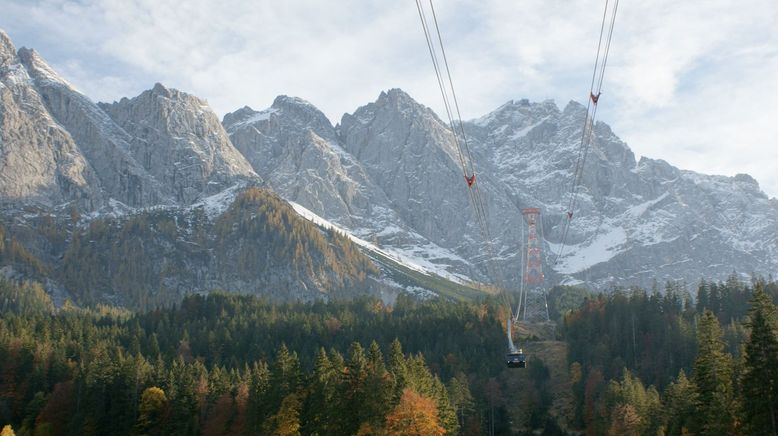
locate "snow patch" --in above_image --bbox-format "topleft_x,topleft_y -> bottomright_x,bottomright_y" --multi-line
289,201 -> 469,283
549,224 -> 628,274
226,108 -> 278,132
188,183 -> 245,218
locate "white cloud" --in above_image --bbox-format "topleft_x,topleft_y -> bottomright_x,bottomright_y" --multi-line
1,0 -> 776,196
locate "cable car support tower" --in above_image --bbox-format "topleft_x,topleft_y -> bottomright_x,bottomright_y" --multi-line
518,208 -> 550,323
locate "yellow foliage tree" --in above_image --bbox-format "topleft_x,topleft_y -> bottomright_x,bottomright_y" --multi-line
385,388 -> 445,436
272,393 -> 302,436
1,425 -> 14,436
136,386 -> 168,435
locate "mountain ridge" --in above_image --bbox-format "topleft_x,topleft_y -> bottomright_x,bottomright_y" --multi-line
1,29 -> 776,297
226,85 -> 778,290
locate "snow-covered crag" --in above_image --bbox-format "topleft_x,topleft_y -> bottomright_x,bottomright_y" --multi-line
227,92 -> 778,290
224,90 -> 478,279
466,98 -> 778,288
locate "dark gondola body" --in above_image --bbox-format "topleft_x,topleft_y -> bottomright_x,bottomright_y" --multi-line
506,351 -> 526,368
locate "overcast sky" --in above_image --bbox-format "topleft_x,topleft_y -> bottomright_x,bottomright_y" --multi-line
2,0 -> 777,197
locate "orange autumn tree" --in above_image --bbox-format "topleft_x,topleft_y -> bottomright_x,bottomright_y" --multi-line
385,388 -> 445,436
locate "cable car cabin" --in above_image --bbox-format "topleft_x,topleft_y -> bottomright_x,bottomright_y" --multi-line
506,351 -> 526,368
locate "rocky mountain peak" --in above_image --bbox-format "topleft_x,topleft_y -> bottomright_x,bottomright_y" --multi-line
272,94 -> 315,109
378,87 -> 416,104
339,89 -> 450,145
0,30 -> 16,66
375,87 -> 436,119
99,84 -> 257,203
17,47 -> 75,90
143,82 -> 208,107
473,98 -> 560,130
224,96 -> 335,137
151,81 -> 172,97
221,105 -> 257,127
271,95 -> 337,138
733,173 -> 759,187
562,99 -> 589,117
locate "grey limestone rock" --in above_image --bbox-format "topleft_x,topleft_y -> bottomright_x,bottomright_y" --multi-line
100,83 -> 258,204
0,31 -> 102,210
17,47 -> 170,208
226,88 -> 778,290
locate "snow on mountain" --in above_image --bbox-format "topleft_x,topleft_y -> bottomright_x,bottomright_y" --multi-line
224,91 -> 477,282
289,201 -> 470,284
226,89 -> 778,291
2,28 -> 776,294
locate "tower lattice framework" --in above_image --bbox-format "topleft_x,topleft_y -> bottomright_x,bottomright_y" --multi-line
520,208 -> 550,322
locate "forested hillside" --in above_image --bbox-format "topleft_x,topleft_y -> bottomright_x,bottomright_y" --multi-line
563,276 -> 778,434
0,281 -> 528,435
0,188 -> 378,309
2,274 -> 778,434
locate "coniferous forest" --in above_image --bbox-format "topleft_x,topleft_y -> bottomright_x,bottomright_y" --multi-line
2,275 -> 778,435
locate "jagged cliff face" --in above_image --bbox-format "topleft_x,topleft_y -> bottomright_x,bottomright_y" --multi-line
0,32 -> 100,209
16,47 -> 169,208
0,30 -> 259,211
224,96 -> 374,228
2,28 -> 776,295
224,91 -> 480,276
100,84 -> 257,204
465,99 -> 778,287
227,91 -> 778,289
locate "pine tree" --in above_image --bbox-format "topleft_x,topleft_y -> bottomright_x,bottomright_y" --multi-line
269,393 -> 302,436
247,361 -> 271,434
693,310 -> 736,435
741,284 -> 778,435
270,344 -> 302,405
364,341 -> 392,427
447,372 -> 474,433
340,342 -> 370,433
388,338 -> 407,402
305,348 -> 338,436
664,369 -> 697,435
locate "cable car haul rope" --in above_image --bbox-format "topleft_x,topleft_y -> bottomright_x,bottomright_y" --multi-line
554,0 -> 620,266
414,0 -> 619,368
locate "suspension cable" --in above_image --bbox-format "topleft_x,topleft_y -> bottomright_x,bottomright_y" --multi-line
552,0 -> 619,266
415,0 -> 516,320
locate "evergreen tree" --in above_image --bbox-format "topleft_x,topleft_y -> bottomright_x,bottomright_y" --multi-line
247,361 -> 271,434
304,348 -> 338,436
364,341 -> 392,427
269,393 -> 302,436
447,372 -> 474,433
741,284 -> 778,435
663,369 -> 697,435
693,310 -> 736,435
339,342 -> 370,433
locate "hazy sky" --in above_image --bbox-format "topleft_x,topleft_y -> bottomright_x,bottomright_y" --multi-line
2,0 -> 777,197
